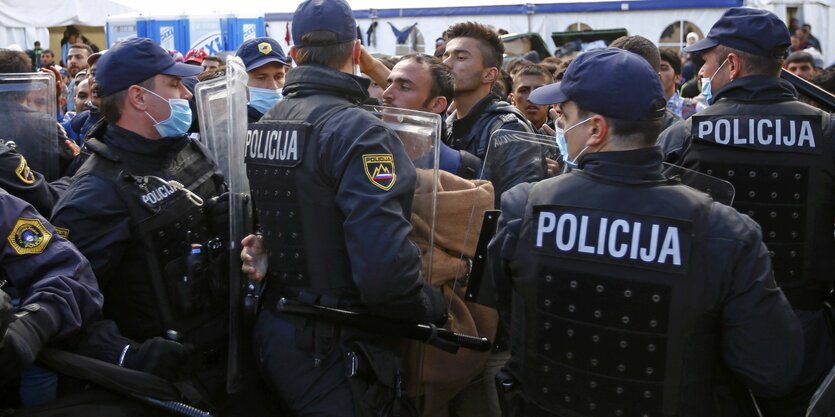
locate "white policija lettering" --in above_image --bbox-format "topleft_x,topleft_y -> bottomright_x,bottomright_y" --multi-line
142,183 -> 177,205
246,129 -> 299,161
697,118 -> 816,147
535,212 -> 682,266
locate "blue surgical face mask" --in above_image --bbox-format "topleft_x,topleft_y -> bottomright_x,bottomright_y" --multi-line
555,116 -> 593,169
143,88 -> 192,138
700,58 -> 728,105
248,86 -> 282,114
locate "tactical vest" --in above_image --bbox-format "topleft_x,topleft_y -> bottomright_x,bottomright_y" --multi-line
680,101 -> 834,305
73,138 -> 226,342
511,171 -> 716,417
247,99 -> 356,301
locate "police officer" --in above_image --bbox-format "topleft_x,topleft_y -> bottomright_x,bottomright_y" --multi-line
491,48 -> 803,416
235,37 -> 291,122
657,8 -> 835,415
240,0 -> 444,415
0,143 -> 68,216
0,188 -> 102,401
50,38 -> 232,409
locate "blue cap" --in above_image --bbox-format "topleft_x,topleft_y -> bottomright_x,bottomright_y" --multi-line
96,38 -> 202,97
529,48 -> 665,121
292,0 -> 357,47
236,37 -> 290,71
685,7 -> 790,58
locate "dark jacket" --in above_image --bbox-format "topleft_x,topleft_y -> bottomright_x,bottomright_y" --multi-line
490,148 -> 803,415
260,64 -> 443,322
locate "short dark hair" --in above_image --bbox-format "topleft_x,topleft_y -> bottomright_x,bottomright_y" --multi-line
41,49 -> 54,57
658,48 -> 681,75
68,43 -> 93,57
203,55 -> 223,64
505,57 -> 533,76
379,55 -> 400,70
99,77 -> 155,123
294,31 -> 354,68
443,22 -> 504,69
785,51 -> 815,66
577,107 -> 665,148
512,64 -> 554,86
715,45 -> 783,77
0,50 -> 33,73
609,35 -> 661,72
810,66 -> 835,94
400,54 -> 454,109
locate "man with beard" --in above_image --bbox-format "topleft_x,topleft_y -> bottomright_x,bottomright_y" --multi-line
64,44 -> 91,113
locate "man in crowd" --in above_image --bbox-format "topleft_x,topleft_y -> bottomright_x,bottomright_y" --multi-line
509,64 -> 553,134
608,35 -> 681,129
659,48 -> 689,118
201,56 -> 223,72
442,21 -> 543,196
236,37 -> 291,122
493,46 -> 803,417
50,37 -> 239,413
784,51 -> 817,80
240,0 -> 445,415
658,8 -> 835,415
64,43 -> 91,113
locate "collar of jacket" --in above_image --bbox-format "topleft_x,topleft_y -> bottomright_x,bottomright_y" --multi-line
713,75 -> 798,104
281,64 -> 371,104
576,146 -> 666,183
102,123 -> 189,157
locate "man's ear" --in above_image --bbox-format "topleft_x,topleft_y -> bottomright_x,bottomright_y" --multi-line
727,52 -> 743,81
125,85 -> 147,111
483,67 -> 499,85
427,96 -> 448,114
585,114 -> 609,148
289,46 -> 299,63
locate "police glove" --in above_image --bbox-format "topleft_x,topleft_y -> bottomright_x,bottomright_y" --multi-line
206,192 -> 230,241
0,304 -> 58,383
122,337 -> 195,382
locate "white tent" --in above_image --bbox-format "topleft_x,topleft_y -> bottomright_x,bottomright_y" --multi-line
0,0 -> 133,48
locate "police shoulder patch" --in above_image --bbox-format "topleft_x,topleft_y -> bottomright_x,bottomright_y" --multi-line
55,227 -> 70,239
7,218 -> 52,255
15,156 -> 35,185
363,154 -> 396,191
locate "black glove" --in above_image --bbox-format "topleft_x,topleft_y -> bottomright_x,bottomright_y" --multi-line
0,305 -> 57,383
123,337 -> 194,382
206,192 -> 230,241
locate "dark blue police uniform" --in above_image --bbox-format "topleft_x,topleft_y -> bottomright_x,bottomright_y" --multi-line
492,48 -> 804,417
0,143 -> 68,216
658,9 -> 835,415
249,1 -> 444,416
0,188 -> 103,382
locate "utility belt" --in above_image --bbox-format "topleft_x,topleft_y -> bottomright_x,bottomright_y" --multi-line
260,283 -> 415,417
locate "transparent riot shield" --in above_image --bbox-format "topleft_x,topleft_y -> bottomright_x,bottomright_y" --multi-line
808,364 -> 835,417
0,72 -> 60,181
663,163 -> 736,205
193,56 -> 251,393
366,105 -> 500,414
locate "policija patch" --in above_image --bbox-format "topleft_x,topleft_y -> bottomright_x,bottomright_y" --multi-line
7,218 -> 51,255
363,154 -> 396,191
15,156 -> 34,185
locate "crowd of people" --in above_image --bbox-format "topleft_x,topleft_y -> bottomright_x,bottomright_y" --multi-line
0,1 -> 834,416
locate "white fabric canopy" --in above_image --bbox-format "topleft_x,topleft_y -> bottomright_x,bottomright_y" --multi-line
0,0 -> 132,48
